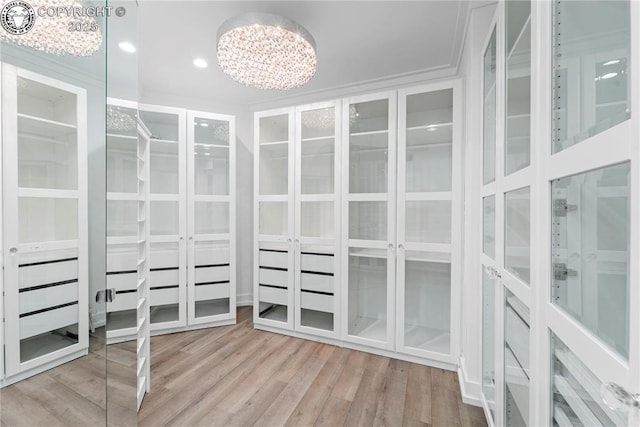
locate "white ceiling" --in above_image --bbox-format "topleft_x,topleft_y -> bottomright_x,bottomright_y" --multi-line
136,1 -> 472,108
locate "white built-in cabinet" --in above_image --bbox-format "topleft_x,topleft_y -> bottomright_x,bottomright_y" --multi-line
106,101 -> 236,343
0,65 -> 88,386
254,101 -> 342,338
254,81 -> 461,367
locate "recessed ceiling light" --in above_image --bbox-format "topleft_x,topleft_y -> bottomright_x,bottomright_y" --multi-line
118,42 -> 136,53
601,72 -> 618,80
193,58 -> 208,69
200,122 -> 209,127
603,59 -> 620,66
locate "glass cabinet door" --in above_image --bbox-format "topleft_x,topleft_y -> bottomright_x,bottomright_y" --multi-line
255,110 -> 294,328
295,103 -> 340,337
139,106 -> 186,330
188,112 -> 235,325
397,84 -> 457,360
504,291 -> 530,426
343,93 -> 396,349
3,66 -> 88,377
106,100 -> 140,340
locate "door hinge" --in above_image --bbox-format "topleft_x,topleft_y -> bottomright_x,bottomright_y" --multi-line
554,263 -> 578,281
95,288 -> 116,303
553,199 -> 577,217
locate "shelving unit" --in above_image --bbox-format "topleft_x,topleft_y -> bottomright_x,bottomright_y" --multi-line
1,65 -> 88,386
136,115 -> 151,410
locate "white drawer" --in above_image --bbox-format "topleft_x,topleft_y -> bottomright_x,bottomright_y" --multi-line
195,283 -> 230,302
150,248 -> 179,269
259,286 -> 287,306
259,268 -> 288,287
151,269 -> 179,287
19,282 -> 78,315
19,259 -> 78,290
107,250 -> 136,272
195,265 -> 229,284
151,287 -> 179,306
300,291 -> 333,313
108,291 -> 137,313
20,303 -> 78,339
259,250 -> 288,269
107,272 -> 137,292
300,273 -> 333,294
195,246 -> 230,266
301,253 -> 334,274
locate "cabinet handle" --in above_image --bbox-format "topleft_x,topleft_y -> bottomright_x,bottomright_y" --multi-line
398,244 -> 405,251
388,243 -> 394,250
9,247 -> 17,255
601,383 -> 640,411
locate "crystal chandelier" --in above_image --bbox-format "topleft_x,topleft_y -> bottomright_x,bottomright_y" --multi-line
302,105 -> 360,129
107,105 -> 136,132
0,0 -> 102,56
217,13 -> 316,90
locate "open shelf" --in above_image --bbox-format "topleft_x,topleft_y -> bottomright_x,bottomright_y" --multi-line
300,309 -> 334,331
258,304 -> 287,323
349,316 -> 386,342
150,303 -> 179,324
404,324 -> 450,354
18,114 -> 77,139
195,298 -> 230,318
20,330 -> 78,363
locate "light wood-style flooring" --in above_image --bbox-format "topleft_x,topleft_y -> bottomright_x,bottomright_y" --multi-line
139,306 -> 487,427
0,331 -> 137,427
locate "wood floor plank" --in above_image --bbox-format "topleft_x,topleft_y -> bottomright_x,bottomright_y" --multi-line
403,363 -> 433,424
258,355 -> 328,425
373,359 -> 409,427
313,395 -> 351,426
345,368 -> 387,426
285,346 -> 349,426
327,348 -> 368,402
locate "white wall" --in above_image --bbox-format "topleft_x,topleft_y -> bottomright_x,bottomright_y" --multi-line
457,2 -> 497,406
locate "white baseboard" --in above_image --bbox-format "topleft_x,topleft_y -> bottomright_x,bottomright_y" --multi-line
236,293 -> 252,306
458,355 -> 483,407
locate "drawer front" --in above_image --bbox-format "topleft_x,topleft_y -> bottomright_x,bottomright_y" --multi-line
259,285 -> 287,306
300,273 -> 334,294
20,304 -> 78,339
150,248 -> 179,269
259,268 -> 288,287
300,292 -> 333,313
301,253 -> 334,274
151,268 -> 179,287
19,282 -> 78,315
259,250 -> 288,269
108,291 -> 137,313
195,283 -> 230,302
19,259 -> 78,290
195,265 -> 229,284
194,246 -> 230,266
107,272 -> 137,292
107,250 -> 136,272
150,287 -> 179,306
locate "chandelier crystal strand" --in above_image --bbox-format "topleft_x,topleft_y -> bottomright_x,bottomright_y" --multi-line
0,0 -> 102,56
106,106 -> 136,132
217,13 -> 316,90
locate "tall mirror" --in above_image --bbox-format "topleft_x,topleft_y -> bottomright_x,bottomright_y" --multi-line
0,0 -> 137,424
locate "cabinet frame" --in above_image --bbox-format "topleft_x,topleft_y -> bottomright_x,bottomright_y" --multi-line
395,79 -> 463,365
1,65 -> 89,381
186,110 -> 236,326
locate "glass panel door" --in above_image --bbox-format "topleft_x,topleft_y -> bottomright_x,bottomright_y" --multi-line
188,112 -> 235,325
481,26 -> 499,424
295,102 -> 340,337
255,110 -> 294,329
343,93 -> 396,350
397,83 -> 457,361
139,105 -> 186,331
